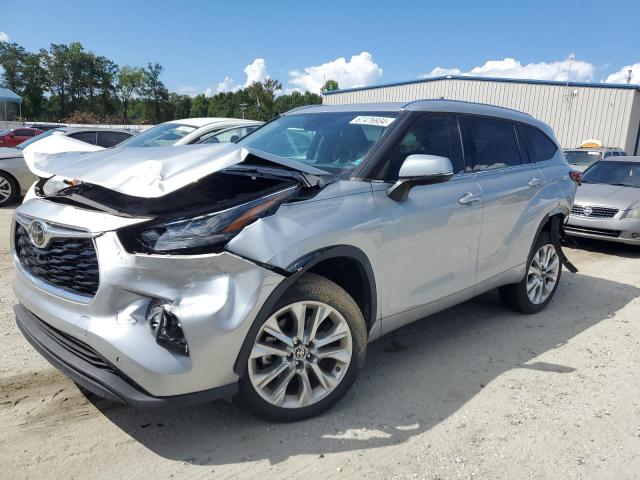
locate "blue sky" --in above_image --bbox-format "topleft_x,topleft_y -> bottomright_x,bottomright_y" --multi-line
1,0 -> 639,94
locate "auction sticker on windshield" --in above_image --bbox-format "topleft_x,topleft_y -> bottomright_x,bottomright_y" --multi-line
349,116 -> 396,127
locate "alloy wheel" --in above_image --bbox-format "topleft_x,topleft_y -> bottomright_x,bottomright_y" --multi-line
248,300 -> 353,409
526,244 -> 560,304
0,176 -> 12,203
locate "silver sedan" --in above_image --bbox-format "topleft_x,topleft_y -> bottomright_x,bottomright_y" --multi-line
566,156 -> 640,245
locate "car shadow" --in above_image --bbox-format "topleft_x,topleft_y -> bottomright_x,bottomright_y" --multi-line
95,271 -> 638,466
570,237 -> 640,259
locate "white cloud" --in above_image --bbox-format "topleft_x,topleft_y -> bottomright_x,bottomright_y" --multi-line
210,58 -> 270,94
175,85 -> 201,97
0,32 -> 9,42
214,76 -> 240,94
604,63 -> 640,84
422,57 -> 595,82
243,58 -> 268,86
289,52 -> 383,93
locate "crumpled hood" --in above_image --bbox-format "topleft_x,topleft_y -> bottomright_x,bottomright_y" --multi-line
26,143 -> 330,198
22,134 -> 104,174
575,183 -> 640,210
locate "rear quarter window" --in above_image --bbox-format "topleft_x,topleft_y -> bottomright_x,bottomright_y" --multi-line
520,124 -> 557,163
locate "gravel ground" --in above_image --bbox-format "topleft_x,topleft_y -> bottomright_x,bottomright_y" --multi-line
1,204 -> 639,480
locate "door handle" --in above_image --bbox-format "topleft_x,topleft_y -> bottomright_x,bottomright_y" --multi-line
528,177 -> 544,187
459,192 -> 481,205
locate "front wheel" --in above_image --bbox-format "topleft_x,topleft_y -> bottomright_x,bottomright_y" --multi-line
500,231 -> 562,314
236,273 -> 367,422
0,172 -> 19,206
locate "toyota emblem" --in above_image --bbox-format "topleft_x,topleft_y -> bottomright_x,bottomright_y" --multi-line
28,221 -> 48,248
583,206 -> 593,216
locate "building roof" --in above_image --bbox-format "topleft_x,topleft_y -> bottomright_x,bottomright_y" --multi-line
322,75 -> 640,96
0,87 -> 21,103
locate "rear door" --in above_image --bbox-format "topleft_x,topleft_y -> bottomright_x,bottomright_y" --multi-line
462,115 -> 547,284
372,113 -> 483,330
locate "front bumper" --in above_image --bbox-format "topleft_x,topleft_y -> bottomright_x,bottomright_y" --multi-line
15,304 -> 238,407
12,200 -> 285,399
566,214 -> 640,245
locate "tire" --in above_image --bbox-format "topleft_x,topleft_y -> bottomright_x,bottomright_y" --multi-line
0,172 -> 19,207
499,230 -> 562,314
236,273 -> 367,422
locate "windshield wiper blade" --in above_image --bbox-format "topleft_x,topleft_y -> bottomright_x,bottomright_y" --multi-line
610,183 -> 639,188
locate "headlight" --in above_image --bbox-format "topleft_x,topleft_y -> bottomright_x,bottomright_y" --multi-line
626,207 -> 640,219
122,186 -> 298,254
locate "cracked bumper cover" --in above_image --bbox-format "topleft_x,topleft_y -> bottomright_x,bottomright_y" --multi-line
12,203 -> 285,401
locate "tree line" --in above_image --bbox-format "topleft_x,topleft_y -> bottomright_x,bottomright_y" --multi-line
0,41 -> 329,124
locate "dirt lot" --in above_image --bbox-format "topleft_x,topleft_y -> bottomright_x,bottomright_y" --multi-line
1,204 -> 639,480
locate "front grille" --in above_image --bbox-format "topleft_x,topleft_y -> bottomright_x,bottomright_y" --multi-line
15,224 -> 99,297
571,204 -> 619,218
565,225 -> 621,238
33,314 -> 115,372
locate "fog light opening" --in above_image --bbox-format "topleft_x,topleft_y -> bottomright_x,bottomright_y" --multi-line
632,232 -> 639,239
146,302 -> 189,356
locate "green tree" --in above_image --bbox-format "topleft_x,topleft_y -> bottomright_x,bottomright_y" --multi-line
43,44 -> 71,119
0,42 -> 27,92
21,52 -> 48,119
190,94 -> 209,117
140,62 -> 168,123
116,65 -> 144,123
321,79 -> 339,93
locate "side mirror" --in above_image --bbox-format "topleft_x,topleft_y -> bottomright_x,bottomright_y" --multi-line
387,154 -> 454,201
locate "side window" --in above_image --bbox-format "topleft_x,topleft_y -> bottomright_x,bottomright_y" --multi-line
379,113 -> 465,180
98,131 -> 130,147
466,116 -> 522,171
15,129 -> 33,136
520,124 -> 558,163
68,131 -> 98,145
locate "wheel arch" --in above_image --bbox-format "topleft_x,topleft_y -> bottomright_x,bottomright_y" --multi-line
233,245 -> 377,376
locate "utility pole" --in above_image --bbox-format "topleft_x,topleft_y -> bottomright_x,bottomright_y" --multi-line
627,69 -> 633,84
239,102 -> 247,119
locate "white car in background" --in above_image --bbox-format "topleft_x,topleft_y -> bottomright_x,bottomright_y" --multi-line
1,127 -> 133,206
117,118 -> 263,148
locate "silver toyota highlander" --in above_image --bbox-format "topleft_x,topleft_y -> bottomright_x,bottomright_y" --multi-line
12,100 -> 578,421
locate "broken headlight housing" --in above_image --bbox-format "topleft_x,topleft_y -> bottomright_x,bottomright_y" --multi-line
121,186 -> 298,254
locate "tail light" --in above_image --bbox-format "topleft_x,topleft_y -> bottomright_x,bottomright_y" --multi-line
569,170 -> 582,185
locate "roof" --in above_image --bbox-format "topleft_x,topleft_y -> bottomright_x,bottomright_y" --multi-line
0,87 -> 21,103
168,117 -> 248,127
56,127 -> 133,134
288,99 -> 552,136
603,156 -> 640,162
322,75 -> 640,96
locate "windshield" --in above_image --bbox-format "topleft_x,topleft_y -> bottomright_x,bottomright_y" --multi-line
564,150 -> 602,165
582,161 -> 640,188
238,111 -> 399,175
17,128 -> 62,150
118,123 -> 197,147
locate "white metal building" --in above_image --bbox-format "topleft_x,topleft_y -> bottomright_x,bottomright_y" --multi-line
322,76 -> 640,154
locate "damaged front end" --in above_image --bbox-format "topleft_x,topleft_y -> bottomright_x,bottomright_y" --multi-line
11,145 -> 333,403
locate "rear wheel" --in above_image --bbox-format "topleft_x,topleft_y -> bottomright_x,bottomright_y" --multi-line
236,273 -> 367,422
500,231 -> 561,314
0,172 -> 19,206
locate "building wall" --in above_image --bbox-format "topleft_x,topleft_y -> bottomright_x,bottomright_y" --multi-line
323,79 -> 640,154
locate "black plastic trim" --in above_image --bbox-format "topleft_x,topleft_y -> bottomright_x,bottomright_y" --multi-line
14,304 -> 238,408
